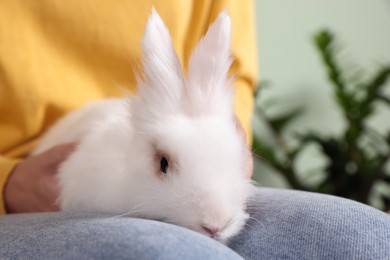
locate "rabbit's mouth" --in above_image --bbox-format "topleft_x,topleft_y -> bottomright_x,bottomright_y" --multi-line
216,211 -> 250,243
190,211 -> 250,243
150,211 -> 248,243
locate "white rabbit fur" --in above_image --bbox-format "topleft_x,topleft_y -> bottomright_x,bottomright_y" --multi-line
32,8 -> 254,242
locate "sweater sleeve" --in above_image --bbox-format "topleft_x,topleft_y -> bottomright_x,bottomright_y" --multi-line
0,156 -> 20,215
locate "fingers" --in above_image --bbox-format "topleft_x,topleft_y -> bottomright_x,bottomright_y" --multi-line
233,115 -> 254,179
233,115 -> 246,143
245,153 -> 254,179
42,175 -> 61,212
48,142 -> 78,162
3,143 -> 77,213
42,142 -> 78,168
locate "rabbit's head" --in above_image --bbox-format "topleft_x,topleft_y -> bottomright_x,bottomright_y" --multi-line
127,8 -> 254,242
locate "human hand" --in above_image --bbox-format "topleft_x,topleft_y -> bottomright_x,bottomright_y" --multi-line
234,116 -> 254,179
4,143 -> 77,213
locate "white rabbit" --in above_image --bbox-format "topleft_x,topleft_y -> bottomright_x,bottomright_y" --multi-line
32,8 -> 255,243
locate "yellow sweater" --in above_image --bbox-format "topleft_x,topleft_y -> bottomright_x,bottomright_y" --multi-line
0,0 -> 258,214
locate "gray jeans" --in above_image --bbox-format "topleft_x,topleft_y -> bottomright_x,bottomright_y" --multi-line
1,188 -> 389,259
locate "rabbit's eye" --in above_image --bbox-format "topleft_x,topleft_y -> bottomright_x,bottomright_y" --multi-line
160,157 -> 169,174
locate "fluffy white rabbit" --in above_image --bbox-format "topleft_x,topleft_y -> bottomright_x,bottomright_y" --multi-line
32,8 -> 254,242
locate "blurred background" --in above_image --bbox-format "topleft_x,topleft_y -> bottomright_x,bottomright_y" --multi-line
252,0 -> 390,210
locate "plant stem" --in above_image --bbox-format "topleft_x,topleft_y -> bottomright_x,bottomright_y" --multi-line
257,107 -> 292,164
255,106 -> 306,189
359,154 -> 390,203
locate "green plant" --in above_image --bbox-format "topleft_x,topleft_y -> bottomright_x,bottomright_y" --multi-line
253,30 -> 390,211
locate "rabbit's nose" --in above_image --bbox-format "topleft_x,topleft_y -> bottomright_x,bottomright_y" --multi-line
201,225 -> 220,237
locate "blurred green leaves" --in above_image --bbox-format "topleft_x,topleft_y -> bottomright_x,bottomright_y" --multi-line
252,30 -> 390,211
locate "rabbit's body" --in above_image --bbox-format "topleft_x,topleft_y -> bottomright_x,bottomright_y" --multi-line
32,9 -> 254,242
32,98 -> 138,212
32,98 -> 127,155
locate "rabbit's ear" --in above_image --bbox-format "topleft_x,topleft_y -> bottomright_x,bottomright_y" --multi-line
139,8 -> 184,112
186,11 -> 233,116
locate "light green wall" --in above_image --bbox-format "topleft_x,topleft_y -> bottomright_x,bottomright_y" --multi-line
253,0 -> 390,187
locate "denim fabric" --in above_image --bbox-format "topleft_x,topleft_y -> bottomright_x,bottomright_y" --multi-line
230,188 -> 390,259
0,213 -> 241,260
1,188 -> 389,260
